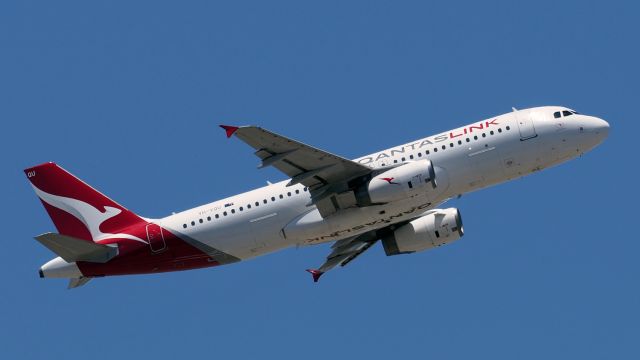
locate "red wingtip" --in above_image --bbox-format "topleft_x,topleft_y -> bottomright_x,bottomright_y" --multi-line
219,125 -> 239,138
306,269 -> 324,283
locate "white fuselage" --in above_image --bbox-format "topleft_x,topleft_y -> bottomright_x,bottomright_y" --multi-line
161,106 -> 608,261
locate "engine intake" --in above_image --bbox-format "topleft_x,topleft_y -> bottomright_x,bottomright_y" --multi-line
382,208 -> 464,256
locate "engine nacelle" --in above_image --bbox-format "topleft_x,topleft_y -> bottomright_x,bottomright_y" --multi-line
382,208 -> 464,256
366,160 -> 436,204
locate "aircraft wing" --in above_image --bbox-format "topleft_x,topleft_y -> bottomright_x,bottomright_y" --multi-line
305,231 -> 379,282
303,205 -> 446,282
221,125 -> 373,216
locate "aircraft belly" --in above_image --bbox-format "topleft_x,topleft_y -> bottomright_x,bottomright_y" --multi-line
283,195 -> 435,245
187,205 -> 304,260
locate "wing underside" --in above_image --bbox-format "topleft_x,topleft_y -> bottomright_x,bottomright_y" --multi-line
306,231 -> 379,282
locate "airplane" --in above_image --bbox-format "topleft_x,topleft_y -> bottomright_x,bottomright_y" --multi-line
25,106 -> 609,288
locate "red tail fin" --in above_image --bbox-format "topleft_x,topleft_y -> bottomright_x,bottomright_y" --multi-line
24,162 -> 145,242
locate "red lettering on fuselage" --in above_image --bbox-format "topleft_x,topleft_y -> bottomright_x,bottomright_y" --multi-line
449,128 -> 467,138
449,120 -> 499,139
485,119 -> 499,127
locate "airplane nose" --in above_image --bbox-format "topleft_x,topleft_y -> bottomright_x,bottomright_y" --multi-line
592,117 -> 610,139
579,116 -> 609,150
591,116 -> 609,130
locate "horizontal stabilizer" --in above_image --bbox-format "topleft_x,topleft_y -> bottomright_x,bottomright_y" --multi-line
34,232 -> 118,263
68,277 -> 92,289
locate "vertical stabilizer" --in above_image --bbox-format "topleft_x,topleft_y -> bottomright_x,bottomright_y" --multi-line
24,162 -> 146,243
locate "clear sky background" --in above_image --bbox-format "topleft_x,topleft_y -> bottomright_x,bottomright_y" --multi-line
1,1 -> 638,359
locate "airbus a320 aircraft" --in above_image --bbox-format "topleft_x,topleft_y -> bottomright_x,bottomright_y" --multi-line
26,106 -> 609,288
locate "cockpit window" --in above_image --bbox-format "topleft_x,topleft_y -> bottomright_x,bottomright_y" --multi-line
554,109 -> 580,118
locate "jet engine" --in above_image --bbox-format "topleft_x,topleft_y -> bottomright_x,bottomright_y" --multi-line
382,208 -> 464,256
363,160 -> 436,204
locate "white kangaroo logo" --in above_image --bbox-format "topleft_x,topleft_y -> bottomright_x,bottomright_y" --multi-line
32,185 -> 148,244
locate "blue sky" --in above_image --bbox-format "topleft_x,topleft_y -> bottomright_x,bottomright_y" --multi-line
1,1 -> 638,358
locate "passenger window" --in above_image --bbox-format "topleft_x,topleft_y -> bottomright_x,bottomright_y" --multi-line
434,148 -> 438,152
207,216 -> 211,221
279,194 -> 283,199
458,140 -> 462,145
449,143 -> 454,148
490,131 -> 494,135
401,157 -> 405,161
506,126 -> 511,130
466,138 -> 470,142
183,224 -> 187,228
287,192 -> 291,196
498,128 -> 502,133
263,199 -> 267,204
191,221 -> 195,226
482,133 -> 486,138
271,197 -> 275,202
426,150 -> 430,154
215,214 -> 219,219
247,204 -> 251,209
474,135 -> 478,140
255,201 -> 259,206
223,211 -> 227,216
231,209 -> 235,214
441,145 -> 446,150
239,207 -> 243,211
199,219 -> 203,223
409,155 -> 414,159
295,189 -> 299,194
418,152 -> 422,157
554,111 -> 561,118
